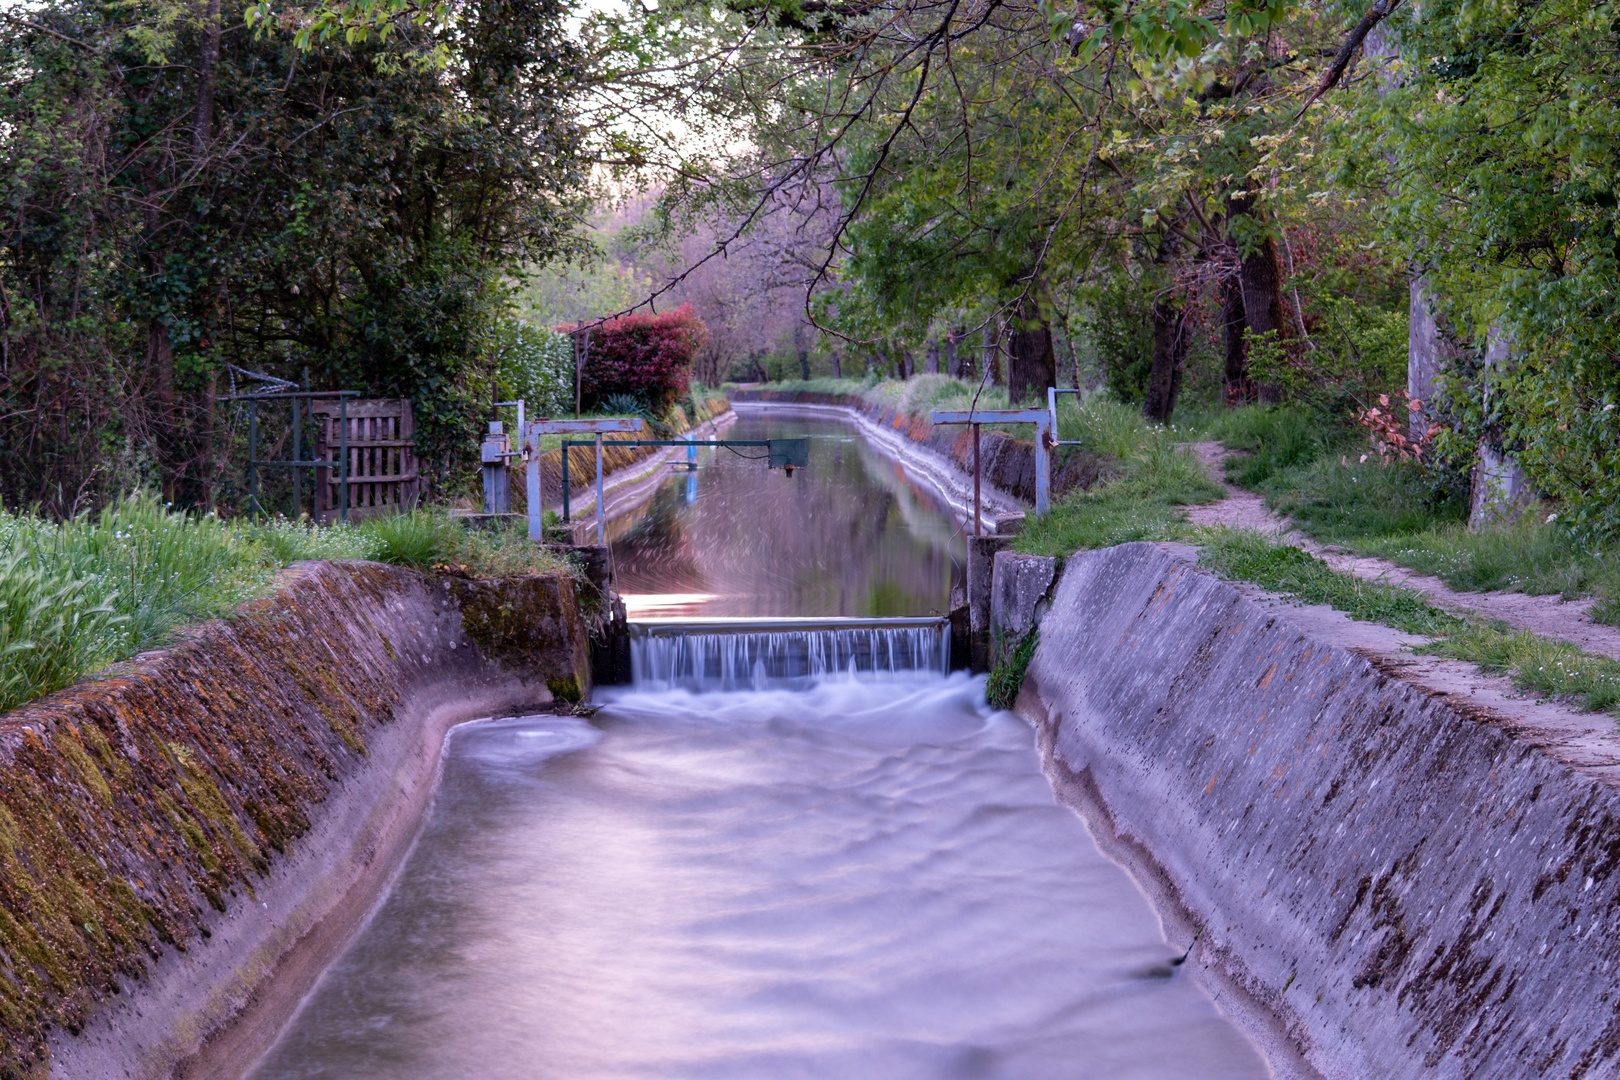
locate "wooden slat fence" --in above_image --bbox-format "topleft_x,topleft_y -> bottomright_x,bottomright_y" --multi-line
312,399 -> 421,523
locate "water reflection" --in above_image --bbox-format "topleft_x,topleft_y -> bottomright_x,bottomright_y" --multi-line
609,414 -> 964,618
247,681 -> 1271,1080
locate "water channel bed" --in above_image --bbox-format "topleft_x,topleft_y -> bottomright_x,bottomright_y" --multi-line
247,414 -> 1269,1078
247,678 -> 1270,1080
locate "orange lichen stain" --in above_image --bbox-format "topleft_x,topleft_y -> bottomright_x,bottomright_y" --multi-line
1205,773 -> 1220,793
1258,664 -> 1278,690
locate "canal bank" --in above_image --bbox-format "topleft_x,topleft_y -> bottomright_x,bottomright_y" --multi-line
999,541 -> 1620,1079
5,562 -> 590,1080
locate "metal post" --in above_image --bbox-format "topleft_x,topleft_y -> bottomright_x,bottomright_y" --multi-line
562,443 -> 571,523
1034,414 -> 1051,518
525,423 -> 543,541
339,396 -> 349,524
248,399 -> 259,517
972,422 -> 981,538
291,396 -> 301,519
595,432 -> 605,545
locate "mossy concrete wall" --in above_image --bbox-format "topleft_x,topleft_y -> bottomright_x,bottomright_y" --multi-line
0,561 -> 588,1080
1020,542 -> 1620,1079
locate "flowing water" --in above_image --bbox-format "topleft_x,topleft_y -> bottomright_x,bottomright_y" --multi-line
246,413 -> 1272,1080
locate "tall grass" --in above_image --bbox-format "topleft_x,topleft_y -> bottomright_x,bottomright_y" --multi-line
1260,456 -> 1459,541
0,498 -> 575,714
1204,404 -> 1347,488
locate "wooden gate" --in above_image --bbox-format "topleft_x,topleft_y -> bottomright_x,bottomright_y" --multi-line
312,398 -> 421,523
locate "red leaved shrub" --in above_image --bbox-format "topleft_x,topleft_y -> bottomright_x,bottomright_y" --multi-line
565,305 -> 709,417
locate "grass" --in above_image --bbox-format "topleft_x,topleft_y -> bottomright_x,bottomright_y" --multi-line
1202,403 -> 1349,489
1226,421 -> 1620,620
1195,529 -> 1620,717
1017,403 -> 1223,557
1195,528 -> 1462,636
1424,622 -> 1620,715
0,497 -> 577,715
986,628 -> 1038,710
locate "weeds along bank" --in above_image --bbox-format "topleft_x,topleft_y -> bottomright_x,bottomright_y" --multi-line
0,496 -> 576,717
0,555 -> 592,1080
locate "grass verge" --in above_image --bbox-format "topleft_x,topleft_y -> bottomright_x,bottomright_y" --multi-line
1195,528 -> 1461,636
1017,434 -> 1222,556
0,498 -> 576,714
1196,528 -> 1620,718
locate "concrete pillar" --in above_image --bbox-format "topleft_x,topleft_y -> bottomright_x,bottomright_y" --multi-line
1469,328 -> 1537,529
968,535 -> 1012,673
1408,277 -> 1461,441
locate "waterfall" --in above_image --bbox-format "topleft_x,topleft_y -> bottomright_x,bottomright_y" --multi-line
629,616 -> 951,691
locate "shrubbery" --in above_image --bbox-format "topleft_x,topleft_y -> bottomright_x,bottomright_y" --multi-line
573,304 -> 708,416
487,322 -> 576,418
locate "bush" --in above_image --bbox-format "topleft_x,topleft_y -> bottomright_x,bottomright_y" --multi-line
574,304 -> 709,417
487,322 -> 575,418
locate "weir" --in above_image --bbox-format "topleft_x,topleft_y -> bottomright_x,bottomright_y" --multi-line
628,615 -> 950,690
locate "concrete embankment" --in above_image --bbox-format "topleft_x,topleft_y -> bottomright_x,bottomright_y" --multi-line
728,387 -> 1103,512
998,542 -> 1620,1079
0,561 -> 590,1080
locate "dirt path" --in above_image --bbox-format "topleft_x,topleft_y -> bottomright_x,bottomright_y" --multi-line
1183,441 -> 1620,661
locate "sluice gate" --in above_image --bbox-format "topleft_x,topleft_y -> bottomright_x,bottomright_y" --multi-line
628,616 -> 951,691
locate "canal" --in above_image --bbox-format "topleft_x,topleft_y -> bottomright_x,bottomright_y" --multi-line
246,412 -> 1272,1080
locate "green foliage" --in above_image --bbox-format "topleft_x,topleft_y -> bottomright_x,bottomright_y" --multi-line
1335,0 -> 1620,541
1078,278 -> 1154,405
985,628 -> 1038,711
1195,529 -> 1464,636
0,0 -> 588,510
488,323 -> 576,419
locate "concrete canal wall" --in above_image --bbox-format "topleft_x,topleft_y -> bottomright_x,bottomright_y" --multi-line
728,388 -> 1104,516
1001,542 -> 1620,1080
0,561 -> 590,1080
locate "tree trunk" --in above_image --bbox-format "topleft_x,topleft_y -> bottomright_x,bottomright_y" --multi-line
947,327 -> 971,379
925,337 -> 940,375
1468,327 -> 1536,529
1221,275 -> 1251,404
1006,294 -> 1056,407
1143,299 -> 1187,422
193,0 -> 222,154
1407,276 -> 1460,440
798,350 -> 810,381
831,350 -> 842,378
1226,182 -> 1287,403
980,323 -> 1003,387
